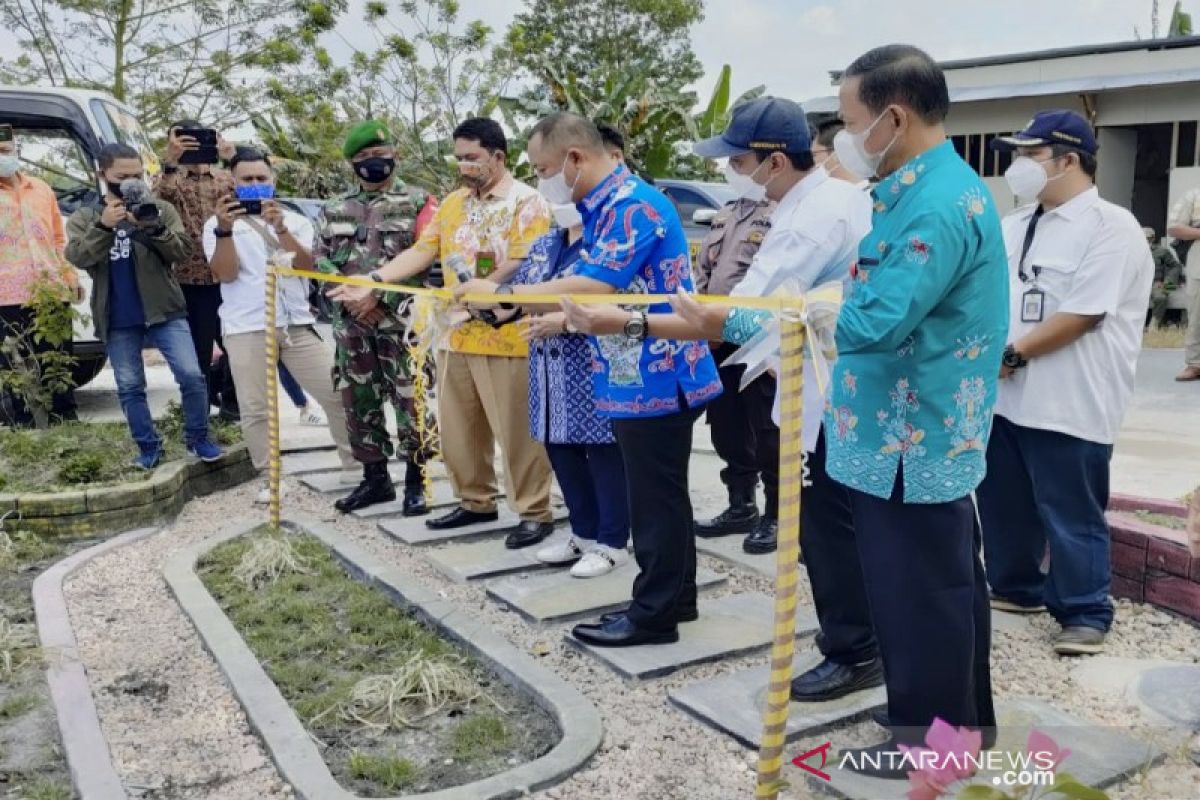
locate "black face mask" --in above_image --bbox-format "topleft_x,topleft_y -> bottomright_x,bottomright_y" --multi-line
355,156 -> 395,184
106,179 -> 125,199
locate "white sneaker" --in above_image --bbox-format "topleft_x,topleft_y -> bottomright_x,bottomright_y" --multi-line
298,405 -> 326,426
535,536 -> 585,565
571,545 -> 627,578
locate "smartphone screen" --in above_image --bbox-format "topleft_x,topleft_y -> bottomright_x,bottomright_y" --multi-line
176,127 -> 219,165
240,199 -> 262,215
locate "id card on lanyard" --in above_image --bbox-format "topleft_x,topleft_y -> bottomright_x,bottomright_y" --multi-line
1017,207 -> 1045,322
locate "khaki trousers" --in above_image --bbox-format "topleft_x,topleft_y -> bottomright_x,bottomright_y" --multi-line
224,326 -> 355,471
437,350 -> 552,521
1185,280 -> 1200,367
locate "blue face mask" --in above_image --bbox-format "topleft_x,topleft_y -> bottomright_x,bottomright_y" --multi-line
235,183 -> 275,201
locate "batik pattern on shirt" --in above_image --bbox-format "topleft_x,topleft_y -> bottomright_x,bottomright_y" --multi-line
824,141 -> 1009,503
0,174 -> 76,306
572,165 -> 722,419
154,169 -> 235,285
514,230 -> 615,444
412,177 -> 550,357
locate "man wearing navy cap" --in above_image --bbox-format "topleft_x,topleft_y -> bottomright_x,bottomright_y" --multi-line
978,110 -> 1153,656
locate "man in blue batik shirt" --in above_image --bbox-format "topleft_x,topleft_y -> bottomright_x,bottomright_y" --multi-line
457,112 -> 722,648
818,45 -> 1009,776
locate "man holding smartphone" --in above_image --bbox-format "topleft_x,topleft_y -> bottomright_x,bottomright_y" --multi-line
202,147 -> 356,503
154,120 -> 237,418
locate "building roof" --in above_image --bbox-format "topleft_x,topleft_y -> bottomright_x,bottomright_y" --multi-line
828,35 -> 1200,82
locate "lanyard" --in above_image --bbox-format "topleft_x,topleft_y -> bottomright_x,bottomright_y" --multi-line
1017,206 -> 1044,284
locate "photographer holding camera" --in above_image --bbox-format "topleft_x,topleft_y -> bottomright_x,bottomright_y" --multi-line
65,143 -> 223,468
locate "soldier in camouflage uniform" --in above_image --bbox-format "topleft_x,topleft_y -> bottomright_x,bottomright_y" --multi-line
316,120 -> 438,514
1144,227 -> 1184,328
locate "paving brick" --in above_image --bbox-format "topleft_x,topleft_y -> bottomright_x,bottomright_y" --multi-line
1111,538 -> 1148,580
1145,575 -> 1200,622
1146,536 -> 1193,579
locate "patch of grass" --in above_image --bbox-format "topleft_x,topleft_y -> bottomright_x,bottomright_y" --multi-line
1143,325 -> 1186,349
1133,510 -> 1187,531
0,617 -> 39,680
15,778 -> 73,800
347,751 -> 418,791
0,692 -> 38,719
450,715 -> 510,761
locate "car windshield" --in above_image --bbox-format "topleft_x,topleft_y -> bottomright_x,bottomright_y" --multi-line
90,98 -> 161,177
10,127 -> 97,209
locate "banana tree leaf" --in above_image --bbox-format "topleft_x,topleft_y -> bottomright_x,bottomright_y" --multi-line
698,64 -> 732,137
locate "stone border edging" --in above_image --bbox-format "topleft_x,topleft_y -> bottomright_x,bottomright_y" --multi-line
163,517 -> 603,800
1,444 -> 256,538
32,526 -> 161,800
1108,509 -> 1200,624
1109,493 -> 1188,517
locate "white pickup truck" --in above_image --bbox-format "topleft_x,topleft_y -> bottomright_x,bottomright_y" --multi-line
0,86 -> 160,387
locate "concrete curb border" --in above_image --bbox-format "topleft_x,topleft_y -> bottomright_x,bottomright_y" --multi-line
32,526 -> 161,800
1,444 -> 256,538
163,517 -> 603,800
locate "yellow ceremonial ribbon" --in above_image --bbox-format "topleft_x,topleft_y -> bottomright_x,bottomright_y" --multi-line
268,265 -> 824,799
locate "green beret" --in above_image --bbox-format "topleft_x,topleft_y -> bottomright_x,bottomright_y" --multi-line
342,120 -> 393,159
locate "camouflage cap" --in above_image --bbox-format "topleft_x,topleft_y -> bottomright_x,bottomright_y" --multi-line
0,124 -> 12,143
343,120 -> 393,159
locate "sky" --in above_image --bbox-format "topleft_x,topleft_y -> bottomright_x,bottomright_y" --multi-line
0,0 -> 1177,109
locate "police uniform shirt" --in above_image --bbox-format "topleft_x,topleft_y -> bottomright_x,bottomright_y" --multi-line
995,187 -> 1154,445
695,198 -> 773,296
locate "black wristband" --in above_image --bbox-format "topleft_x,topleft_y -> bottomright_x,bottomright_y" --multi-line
213,227 -> 233,238
495,284 -> 515,311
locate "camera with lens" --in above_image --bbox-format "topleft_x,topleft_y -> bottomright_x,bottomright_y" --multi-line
119,178 -> 161,224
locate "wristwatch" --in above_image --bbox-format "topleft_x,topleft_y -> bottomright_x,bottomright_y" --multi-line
367,270 -> 383,283
495,284 -> 515,311
623,310 -> 648,341
213,227 -> 233,238
1002,344 -> 1028,370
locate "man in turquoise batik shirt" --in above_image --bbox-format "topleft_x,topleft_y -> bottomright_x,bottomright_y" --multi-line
820,45 -> 1009,778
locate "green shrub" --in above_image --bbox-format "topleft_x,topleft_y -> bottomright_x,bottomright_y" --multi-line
347,751 -> 418,790
57,452 -> 106,484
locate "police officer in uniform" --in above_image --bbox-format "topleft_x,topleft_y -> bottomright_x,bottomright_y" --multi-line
1144,227 -> 1184,328
317,120 -> 438,514
691,196 -> 782,553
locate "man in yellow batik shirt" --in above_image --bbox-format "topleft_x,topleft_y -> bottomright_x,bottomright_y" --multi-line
330,117 -> 556,549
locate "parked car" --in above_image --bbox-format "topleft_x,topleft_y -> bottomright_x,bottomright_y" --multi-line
0,86 -> 160,388
654,179 -> 737,262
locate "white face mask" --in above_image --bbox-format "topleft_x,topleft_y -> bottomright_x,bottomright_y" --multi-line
537,155 -> 579,205
0,154 -> 18,178
724,159 -> 769,201
1003,155 -> 1065,200
551,202 -> 582,229
833,109 -> 898,178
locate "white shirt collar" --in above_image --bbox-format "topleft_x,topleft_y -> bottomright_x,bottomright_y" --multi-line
1045,186 -> 1099,222
774,167 -> 829,217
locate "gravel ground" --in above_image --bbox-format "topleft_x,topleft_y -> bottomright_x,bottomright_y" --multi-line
60,463 -> 1200,800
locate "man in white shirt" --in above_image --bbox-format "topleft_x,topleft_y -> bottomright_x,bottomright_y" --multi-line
203,147 -> 355,498
979,111 -> 1153,655
1166,186 -> 1200,381
563,96 -> 879,701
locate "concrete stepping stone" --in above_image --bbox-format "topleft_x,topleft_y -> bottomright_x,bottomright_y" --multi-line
1137,665 -> 1200,729
695,533 -> 777,579
487,564 -> 727,623
378,506 -> 568,546
990,609 -> 1034,634
801,696 -> 1164,799
298,466 -> 403,494
668,649 -> 886,748
426,527 -> 572,582
281,449 -> 349,475
567,592 -> 819,680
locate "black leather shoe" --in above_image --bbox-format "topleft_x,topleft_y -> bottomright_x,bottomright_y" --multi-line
695,493 -> 759,538
743,516 -> 778,554
426,506 -> 499,530
505,520 -> 555,550
572,614 -> 679,647
599,606 -> 698,625
401,460 -> 428,516
790,656 -> 884,702
334,462 -> 396,513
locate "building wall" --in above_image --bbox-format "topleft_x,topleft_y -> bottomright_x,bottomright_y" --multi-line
943,46 -> 1200,90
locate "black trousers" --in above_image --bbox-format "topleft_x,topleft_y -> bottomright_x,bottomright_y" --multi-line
181,283 -> 234,406
801,432 -> 877,665
707,343 -> 780,514
613,402 -> 704,632
847,470 -> 994,741
0,303 -> 76,425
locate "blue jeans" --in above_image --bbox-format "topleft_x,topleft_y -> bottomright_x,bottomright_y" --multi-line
545,442 -> 630,549
977,415 -> 1114,631
107,318 -> 210,453
278,361 -> 307,408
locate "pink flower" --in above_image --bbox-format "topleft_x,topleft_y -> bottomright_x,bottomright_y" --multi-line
1027,729 -> 1071,771
901,718 -> 984,800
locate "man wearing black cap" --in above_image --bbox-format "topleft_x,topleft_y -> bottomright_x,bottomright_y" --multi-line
978,110 -> 1154,656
